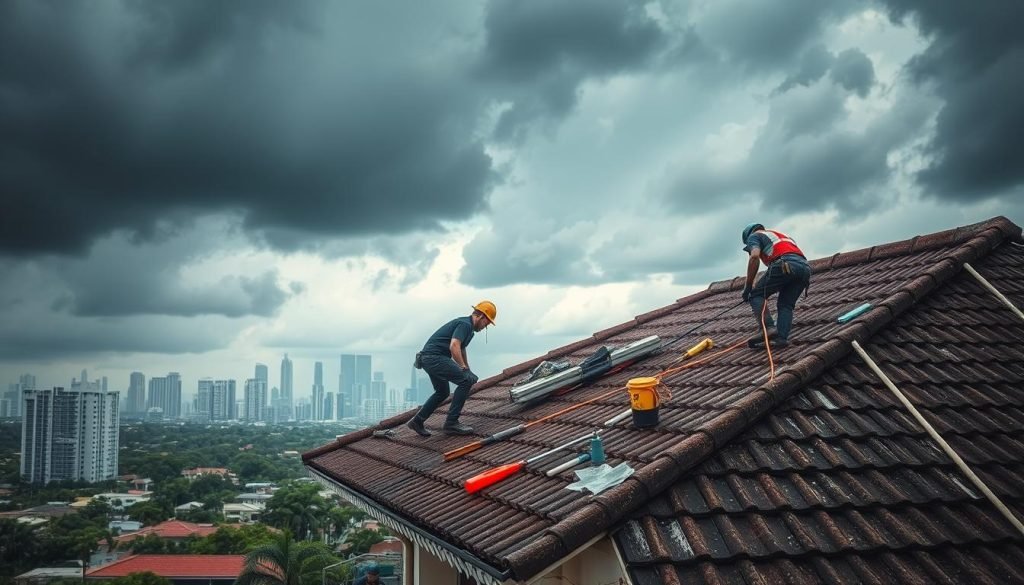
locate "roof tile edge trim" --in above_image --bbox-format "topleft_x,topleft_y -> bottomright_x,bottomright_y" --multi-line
305,467 -> 512,585
499,218 -> 1019,581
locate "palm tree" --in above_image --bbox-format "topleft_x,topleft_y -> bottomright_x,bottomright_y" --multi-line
235,531 -> 338,585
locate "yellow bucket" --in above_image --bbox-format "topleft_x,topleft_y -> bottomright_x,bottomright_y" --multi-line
626,377 -> 660,428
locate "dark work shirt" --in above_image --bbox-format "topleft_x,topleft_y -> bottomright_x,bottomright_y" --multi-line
421,316 -> 474,357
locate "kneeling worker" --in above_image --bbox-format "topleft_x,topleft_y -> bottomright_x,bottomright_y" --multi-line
407,301 -> 497,437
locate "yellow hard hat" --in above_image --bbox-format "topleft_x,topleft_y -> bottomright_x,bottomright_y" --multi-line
472,300 -> 497,325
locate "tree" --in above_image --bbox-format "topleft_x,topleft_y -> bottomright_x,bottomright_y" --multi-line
189,524 -> 277,555
235,531 -> 339,585
343,528 -> 385,557
0,518 -> 41,576
263,483 -> 328,541
126,500 -> 169,525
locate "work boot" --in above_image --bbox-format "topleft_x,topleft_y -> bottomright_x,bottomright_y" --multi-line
443,422 -> 474,435
747,327 -> 778,348
406,418 -> 431,437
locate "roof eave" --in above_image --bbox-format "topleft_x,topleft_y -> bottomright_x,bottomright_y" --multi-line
305,466 -> 515,585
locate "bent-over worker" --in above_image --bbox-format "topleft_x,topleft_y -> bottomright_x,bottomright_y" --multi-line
407,301 -> 497,436
741,223 -> 811,347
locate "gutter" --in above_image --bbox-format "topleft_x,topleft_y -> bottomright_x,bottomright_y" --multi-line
305,467 -> 514,585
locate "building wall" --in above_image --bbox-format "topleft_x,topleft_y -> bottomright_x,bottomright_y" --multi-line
542,536 -> 627,585
21,387 -> 119,484
414,544 -> 458,585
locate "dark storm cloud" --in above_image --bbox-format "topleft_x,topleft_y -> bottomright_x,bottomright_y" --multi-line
775,45 -> 834,94
667,76 -> 929,216
830,49 -> 875,97
0,0 -> 494,257
477,0 -> 667,141
880,0 -> 1024,200
698,0 -> 857,71
43,220 -> 300,318
460,222 -> 599,287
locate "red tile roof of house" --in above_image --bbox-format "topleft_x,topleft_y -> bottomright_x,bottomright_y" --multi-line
86,555 -> 245,578
114,520 -> 220,543
369,538 -> 404,556
304,217 -> 1024,584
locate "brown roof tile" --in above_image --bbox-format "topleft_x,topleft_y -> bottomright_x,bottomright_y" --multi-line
305,217 -> 1024,583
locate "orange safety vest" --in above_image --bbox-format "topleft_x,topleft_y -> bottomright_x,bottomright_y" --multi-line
756,229 -> 805,265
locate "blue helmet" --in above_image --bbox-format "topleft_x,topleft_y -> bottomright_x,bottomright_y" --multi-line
741,223 -> 763,244
364,564 -> 380,575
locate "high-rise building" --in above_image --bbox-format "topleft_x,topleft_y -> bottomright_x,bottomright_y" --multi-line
211,380 -> 236,421
20,373 -> 36,391
280,354 -> 293,417
370,371 -> 386,403
147,373 -> 182,419
312,361 -> 325,420
126,372 -> 146,414
243,378 -> 267,422
324,392 -> 334,421
340,354 -> 371,417
196,378 -> 214,419
3,384 -> 21,418
21,386 -> 119,484
255,363 -> 268,385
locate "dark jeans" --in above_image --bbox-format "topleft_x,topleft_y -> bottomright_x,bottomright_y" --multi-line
414,354 -> 478,425
749,256 -> 811,341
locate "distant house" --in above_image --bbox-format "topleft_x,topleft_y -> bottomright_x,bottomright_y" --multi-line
173,501 -> 204,517
181,467 -> 235,482
244,482 -> 276,494
0,503 -> 77,526
305,218 -> 1024,584
236,493 -> 272,508
222,503 -> 261,524
368,537 -> 404,556
113,520 -> 220,547
86,555 -> 244,585
15,566 -> 84,584
91,492 -> 152,511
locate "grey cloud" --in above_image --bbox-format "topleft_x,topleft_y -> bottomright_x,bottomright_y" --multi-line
0,1 -> 495,257
460,222 -> 599,288
45,220 -> 299,318
830,48 -> 875,97
667,81 -> 930,215
880,0 -> 1024,201
478,0 -> 667,141
775,45 -> 834,94
697,0 -> 857,71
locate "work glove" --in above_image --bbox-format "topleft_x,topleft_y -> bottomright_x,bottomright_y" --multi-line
741,284 -> 751,302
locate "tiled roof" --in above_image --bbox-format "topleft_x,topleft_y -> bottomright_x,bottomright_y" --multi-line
114,520 -> 219,543
304,217 -> 1024,583
86,555 -> 245,578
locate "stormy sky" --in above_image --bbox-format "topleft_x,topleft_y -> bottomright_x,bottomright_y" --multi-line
2,0 -> 1022,403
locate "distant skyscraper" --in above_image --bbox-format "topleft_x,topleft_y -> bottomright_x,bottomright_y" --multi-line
312,361 -> 324,421
255,363 -> 268,384
211,380 -> 236,421
324,392 -> 334,421
280,354 -> 293,417
20,373 -> 36,391
21,386 -> 119,484
370,371 -> 386,403
147,373 -> 182,419
196,378 -> 214,419
127,372 -> 146,414
244,378 -> 267,422
340,354 -> 371,416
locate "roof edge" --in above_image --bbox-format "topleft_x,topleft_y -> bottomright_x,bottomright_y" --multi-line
502,216 -> 1020,580
305,467 -> 513,585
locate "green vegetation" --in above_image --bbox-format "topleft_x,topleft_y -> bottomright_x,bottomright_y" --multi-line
236,531 -> 341,585
0,421 -> 376,581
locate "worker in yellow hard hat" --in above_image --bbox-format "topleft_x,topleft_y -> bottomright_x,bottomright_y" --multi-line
407,301 -> 496,437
